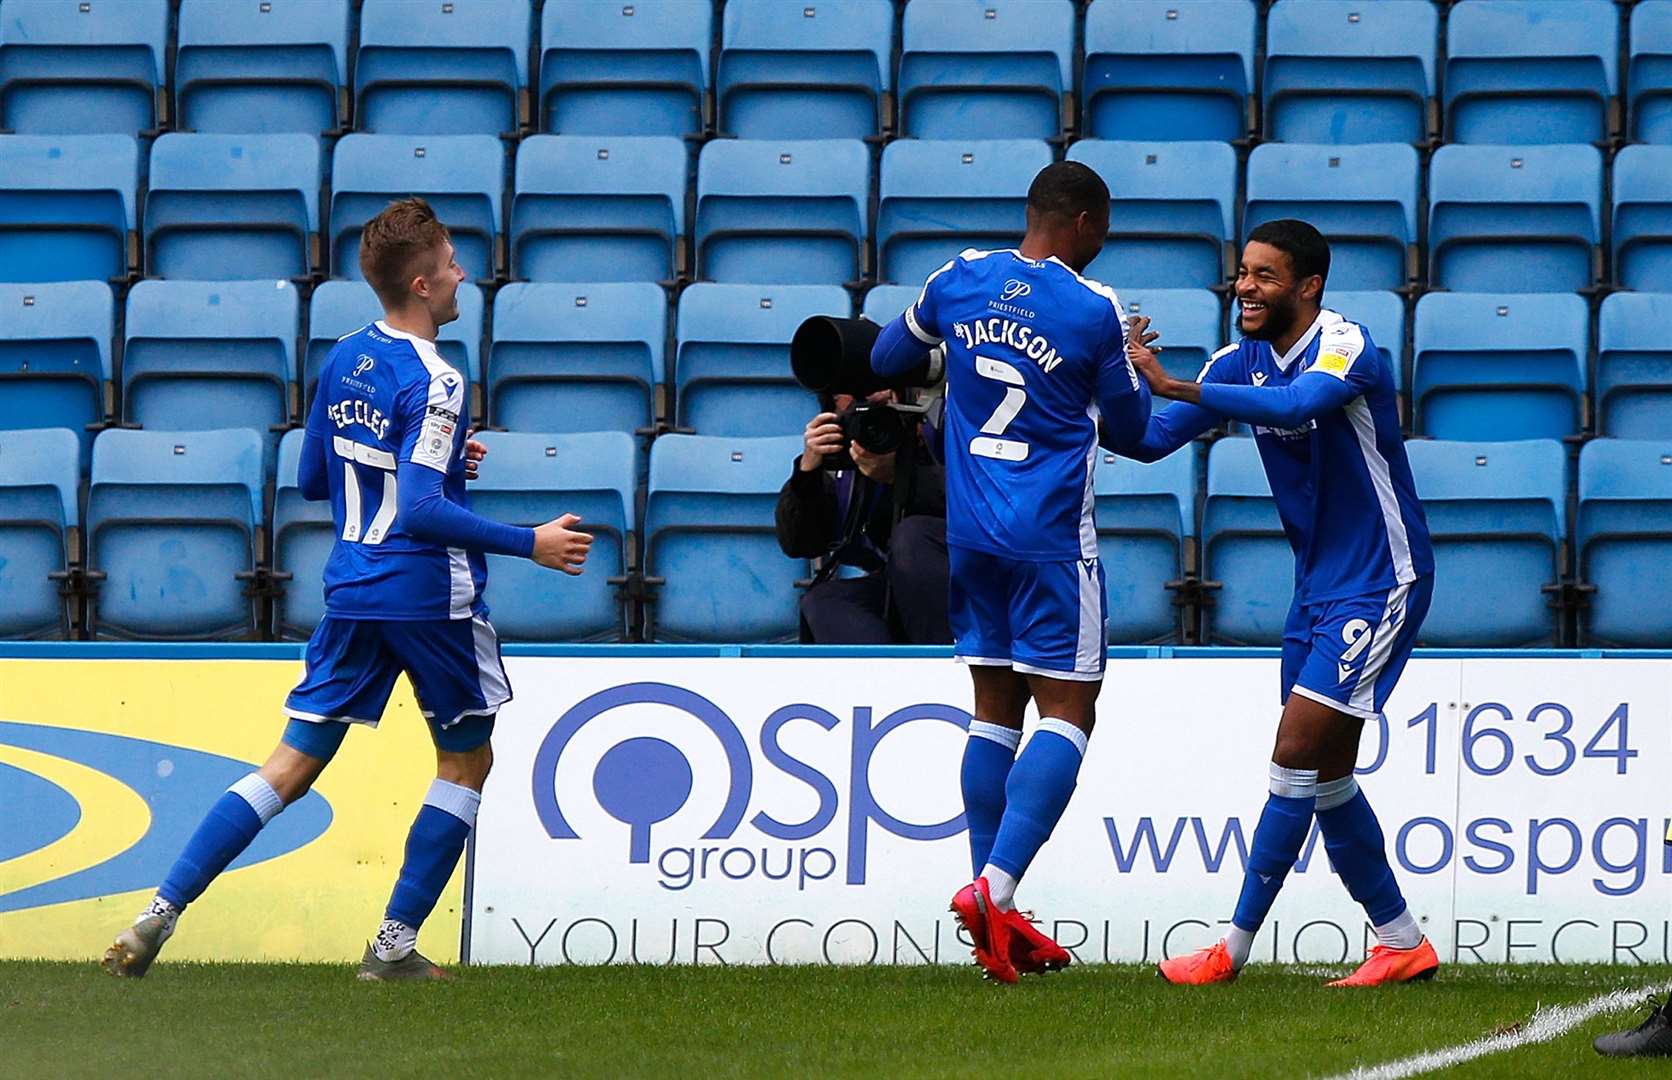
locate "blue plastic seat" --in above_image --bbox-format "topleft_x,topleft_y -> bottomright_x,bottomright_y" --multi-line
471,430 -> 637,641
305,280 -> 484,410
1612,145 -> 1672,292
86,427 -> 264,640
719,0 -> 893,139
356,0 -> 530,136
1115,289 -> 1224,384
512,135 -> 687,283
272,426 -> 332,639
900,0 -> 1074,140
1095,449 -> 1196,643
878,139 -> 1051,285
0,135 -> 138,283
0,0 -> 168,136
1067,141 -> 1237,291
145,133 -> 322,281
176,0 -> 351,136
540,0 -> 711,137
1428,145 -> 1603,294
0,282 -> 113,463
1327,291 -> 1407,395
862,284 -> 920,325
1413,292 -> 1587,442
1598,292 -> 1672,439
676,284 -> 847,438
1577,439 -> 1672,646
1631,1 -> 1672,144
1245,143 -> 1419,292
1083,0 -> 1256,142
122,282 -> 300,466
1444,0 -> 1618,145
329,134 -> 505,282
0,428 -> 79,639
697,139 -> 870,286
1263,0 -> 1437,145
1406,439 -> 1566,646
644,433 -> 807,641
489,282 -> 666,441
1201,435 -> 1291,645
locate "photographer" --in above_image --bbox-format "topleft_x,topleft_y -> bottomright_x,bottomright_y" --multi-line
775,388 -> 950,644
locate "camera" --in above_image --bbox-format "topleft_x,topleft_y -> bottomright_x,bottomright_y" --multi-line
841,401 -> 906,456
790,315 -> 942,472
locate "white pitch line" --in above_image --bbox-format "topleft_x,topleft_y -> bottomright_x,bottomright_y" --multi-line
1324,980 -> 1672,1080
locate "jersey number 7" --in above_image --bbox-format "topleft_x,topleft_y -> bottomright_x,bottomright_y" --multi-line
970,355 -> 1030,462
333,436 -> 398,545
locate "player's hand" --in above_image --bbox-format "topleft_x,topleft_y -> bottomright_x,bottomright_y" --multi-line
464,437 -> 487,481
532,513 -> 593,575
850,442 -> 896,484
1125,316 -> 1178,397
801,412 -> 845,472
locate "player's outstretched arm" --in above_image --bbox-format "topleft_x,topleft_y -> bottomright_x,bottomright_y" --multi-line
1099,314 -> 1215,462
870,313 -> 938,381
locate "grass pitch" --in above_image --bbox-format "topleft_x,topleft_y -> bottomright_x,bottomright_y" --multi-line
4,960 -> 1670,1078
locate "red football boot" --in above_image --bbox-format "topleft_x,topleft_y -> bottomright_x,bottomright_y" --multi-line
1007,909 -> 1072,975
1327,938 -> 1440,987
1157,941 -> 1237,985
949,877 -> 1018,984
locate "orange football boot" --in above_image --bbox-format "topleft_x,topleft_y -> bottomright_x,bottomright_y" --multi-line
949,877 -> 1018,984
1157,940 -> 1237,985
1328,938 -> 1440,987
1006,909 -> 1072,975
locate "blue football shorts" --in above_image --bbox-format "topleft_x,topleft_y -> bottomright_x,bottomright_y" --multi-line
948,546 -> 1107,682
1281,576 -> 1434,720
283,614 -> 510,753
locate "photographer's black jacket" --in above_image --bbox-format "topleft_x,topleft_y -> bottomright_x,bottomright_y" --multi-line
775,449 -> 945,569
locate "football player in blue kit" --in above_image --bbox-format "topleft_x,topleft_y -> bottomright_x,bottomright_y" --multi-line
103,199 -> 593,981
1113,219 -> 1440,987
871,161 -> 1153,983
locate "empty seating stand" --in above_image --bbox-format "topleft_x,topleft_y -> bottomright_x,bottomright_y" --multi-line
0,134 -> 139,284
175,0 -> 352,136
1068,140 -> 1237,291
1611,144 -> 1672,292
1444,0 -> 1618,146
1084,0 -> 1257,142
355,0 -> 531,136
0,281 -> 114,462
272,426 -> 332,639
0,0 -> 169,137
540,0 -> 712,138
1263,0 -> 1438,145
719,0 -> 894,140
0,427 -> 80,639
1577,439 -> 1672,646
1201,434 -> 1292,645
900,0 -> 1075,141
1598,291 -> 1672,439
878,138 -> 1051,285
1631,1 -> 1672,144
1094,449 -> 1197,643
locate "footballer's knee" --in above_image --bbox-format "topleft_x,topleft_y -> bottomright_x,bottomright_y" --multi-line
258,742 -> 330,804
437,742 -> 493,791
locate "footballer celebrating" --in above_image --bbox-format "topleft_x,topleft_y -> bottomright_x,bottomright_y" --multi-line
103,199 -> 592,981
1114,219 -> 1438,987
871,162 -> 1152,983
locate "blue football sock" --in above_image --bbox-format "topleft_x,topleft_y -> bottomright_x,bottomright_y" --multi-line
1230,763 -> 1318,949
383,779 -> 481,935
1315,777 -> 1413,932
158,774 -> 285,909
961,721 -> 1021,877
984,718 -> 1087,890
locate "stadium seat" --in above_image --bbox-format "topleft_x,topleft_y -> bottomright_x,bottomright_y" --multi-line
1201,435 -> 1291,645
0,282 -> 114,463
1328,291 -> 1407,396
1631,1 -> 1672,144
878,139 -> 1052,285
696,139 -> 870,286
1067,141 -> 1237,291
0,135 -> 138,284
1444,0 -> 1618,145
1612,145 -> 1672,293
718,0 -> 893,140
1083,0 -> 1257,142
145,133 -> 322,281
86,427 -> 264,640
272,427 -> 332,639
471,430 -> 637,641
540,0 -> 711,138
488,282 -> 666,441
356,0 -> 531,136
0,427 -> 79,639
644,433 -> 806,642
0,0 -> 168,136
1577,439 -> 1672,646
1427,145 -> 1603,294
1598,292 -> 1672,439
305,280 -> 484,412
511,135 -> 687,284
1244,143 -> 1419,292
862,284 -> 920,325
176,0 -> 351,136
1406,439 -> 1566,647
1115,289 -> 1224,384
329,134 -> 505,282
1263,0 -> 1437,145
122,281 -> 300,464
899,0 -> 1074,140
1095,450 -> 1196,643
1413,292 -> 1587,443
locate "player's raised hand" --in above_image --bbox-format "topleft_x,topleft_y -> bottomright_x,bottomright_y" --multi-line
532,512 -> 593,575
1125,316 -> 1174,395
801,411 -> 845,472
463,437 -> 487,481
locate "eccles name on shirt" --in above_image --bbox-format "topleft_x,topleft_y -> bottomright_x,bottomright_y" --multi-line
950,317 -> 1064,374
327,398 -> 391,441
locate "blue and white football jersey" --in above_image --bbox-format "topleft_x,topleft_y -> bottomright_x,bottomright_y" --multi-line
1204,310 -> 1435,602
306,321 -> 484,620
904,248 -> 1142,561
